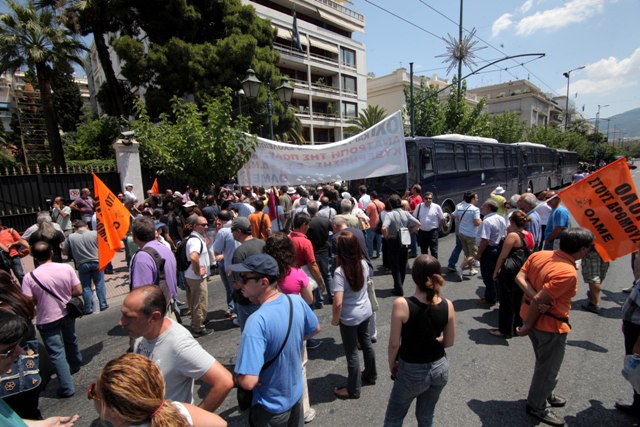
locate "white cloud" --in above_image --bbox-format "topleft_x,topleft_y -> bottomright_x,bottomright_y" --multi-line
563,48 -> 640,95
515,0 -> 605,36
519,0 -> 534,14
491,13 -> 513,38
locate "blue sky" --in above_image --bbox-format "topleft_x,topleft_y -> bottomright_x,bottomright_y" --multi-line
352,0 -> 639,121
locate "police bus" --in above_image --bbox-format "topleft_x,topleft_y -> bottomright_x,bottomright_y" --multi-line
350,134 -> 577,235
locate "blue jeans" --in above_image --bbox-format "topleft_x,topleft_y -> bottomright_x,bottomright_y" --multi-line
37,316 -> 82,396
409,233 -> 418,257
364,228 -> 375,259
374,232 -> 383,257
237,302 -> 260,331
479,246 -> 500,304
447,236 -> 462,269
9,255 -> 25,284
339,317 -> 377,396
383,357 -> 449,427
77,262 -> 107,313
315,255 -> 332,303
218,264 -> 235,313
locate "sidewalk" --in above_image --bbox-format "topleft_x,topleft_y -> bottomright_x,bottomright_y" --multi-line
20,248 -> 131,302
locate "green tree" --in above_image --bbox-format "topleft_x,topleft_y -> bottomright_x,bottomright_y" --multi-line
51,58 -> 83,132
443,79 -> 489,135
131,89 -> 256,187
64,115 -> 121,160
409,81 -> 445,137
345,104 -> 387,134
485,112 -> 526,144
0,0 -> 86,167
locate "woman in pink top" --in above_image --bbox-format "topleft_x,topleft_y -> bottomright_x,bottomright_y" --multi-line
264,232 -> 313,304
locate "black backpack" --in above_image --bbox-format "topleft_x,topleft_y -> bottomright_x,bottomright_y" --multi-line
175,235 -> 203,272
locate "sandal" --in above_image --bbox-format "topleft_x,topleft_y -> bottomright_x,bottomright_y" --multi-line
488,329 -> 505,337
334,386 -> 360,400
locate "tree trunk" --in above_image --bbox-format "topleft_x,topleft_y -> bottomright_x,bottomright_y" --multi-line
36,62 -> 66,168
94,26 -> 125,117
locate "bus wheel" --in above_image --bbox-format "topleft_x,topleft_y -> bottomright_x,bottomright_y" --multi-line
440,202 -> 455,236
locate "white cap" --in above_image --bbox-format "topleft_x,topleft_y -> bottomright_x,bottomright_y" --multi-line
183,201 -> 196,208
173,191 -> 183,198
494,186 -> 505,195
125,183 -> 133,188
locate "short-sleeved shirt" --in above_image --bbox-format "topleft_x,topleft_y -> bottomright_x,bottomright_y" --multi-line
382,208 -> 420,239
134,319 -> 216,404
73,196 -> 95,217
0,399 -> 27,426
544,206 -> 570,241
0,227 -> 22,257
413,202 -> 444,232
476,212 -> 506,246
249,212 -> 271,240
519,250 -> 578,334
279,267 -> 309,295
63,229 -> 99,266
407,194 -> 422,211
213,223 -> 238,268
333,260 -> 372,326
453,202 -> 481,238
130,240 -> 178,300
235,293 -> 318,414
183,232 -> 209,280
52,206 -> 72,232
524,210 -> 542,247
22,262 -> 79,325
307,216 -> 330,257
290,231 -> 316,267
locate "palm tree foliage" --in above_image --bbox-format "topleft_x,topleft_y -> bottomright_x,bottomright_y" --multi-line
0,0 -> 86,167
346,104 -> 388,134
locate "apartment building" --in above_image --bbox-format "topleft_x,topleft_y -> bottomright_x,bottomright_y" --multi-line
467,80 -> 564,128
245,0 -> 367,143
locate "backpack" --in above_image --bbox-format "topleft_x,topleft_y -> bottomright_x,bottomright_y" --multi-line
134,246 -> 181,324
175,235 -> 203,272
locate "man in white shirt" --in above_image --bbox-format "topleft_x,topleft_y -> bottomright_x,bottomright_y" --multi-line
412,192 -> 445,259
475,200 -> 507,306
184,215 -> 211,337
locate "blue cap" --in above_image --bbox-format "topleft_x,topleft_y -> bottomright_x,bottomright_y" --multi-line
229,253 -> 279,277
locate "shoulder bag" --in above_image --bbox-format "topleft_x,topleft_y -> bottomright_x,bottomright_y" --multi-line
501,232 -> 532,276
237,294 -> 293,411
30,272 -> 84,319
0,339 -> 41,398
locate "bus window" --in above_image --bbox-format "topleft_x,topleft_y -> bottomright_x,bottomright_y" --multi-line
421,148 -> 434,179
482,146 -> 494,168
495,147 -> 506,168
435,143 -> 456,173
455,144 -> 466,171
468,145 -> 481,170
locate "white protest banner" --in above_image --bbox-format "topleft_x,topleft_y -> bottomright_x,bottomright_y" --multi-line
237,111 -> 406,186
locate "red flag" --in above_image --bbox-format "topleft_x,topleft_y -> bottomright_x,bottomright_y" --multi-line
151,178 -> 159,196
558,158 -> 640,262
93,174 -> 131,271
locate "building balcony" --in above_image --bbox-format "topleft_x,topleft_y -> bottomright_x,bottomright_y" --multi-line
312,0 -> 364,22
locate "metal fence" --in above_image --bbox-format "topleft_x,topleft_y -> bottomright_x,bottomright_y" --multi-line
0,165 -> 120,232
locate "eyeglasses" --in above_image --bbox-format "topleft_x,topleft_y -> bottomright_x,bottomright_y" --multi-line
0,343 -> 19,359
238,275 -> 262,284
87,383 -> 100,401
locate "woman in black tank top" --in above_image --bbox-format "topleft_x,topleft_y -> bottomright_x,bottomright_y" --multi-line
383,255 -> 456,427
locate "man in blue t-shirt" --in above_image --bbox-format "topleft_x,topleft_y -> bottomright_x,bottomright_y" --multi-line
232,254 -> 320,427
543,192 -> 570,250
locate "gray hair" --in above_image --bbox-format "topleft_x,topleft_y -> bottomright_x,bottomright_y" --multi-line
339,199 -> 353,214
306,200 -> 319,216
519,193 -> 538,210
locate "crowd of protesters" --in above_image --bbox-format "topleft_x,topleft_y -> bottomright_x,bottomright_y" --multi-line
1,173 -> 638,427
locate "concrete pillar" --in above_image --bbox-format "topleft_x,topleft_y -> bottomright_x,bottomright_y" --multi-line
113,139 -> 143,202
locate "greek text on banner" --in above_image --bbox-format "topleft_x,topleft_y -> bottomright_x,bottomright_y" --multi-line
237,111 -> 407,186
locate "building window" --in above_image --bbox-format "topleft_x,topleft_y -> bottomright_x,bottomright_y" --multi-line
342,102 -> 357,118
342,75 -> 356,94
341,48 -> 356,67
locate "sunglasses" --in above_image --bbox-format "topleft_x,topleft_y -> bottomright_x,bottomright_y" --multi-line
238,275 -> 262,284
87,383 -> 100,401
0,342 -> 19,359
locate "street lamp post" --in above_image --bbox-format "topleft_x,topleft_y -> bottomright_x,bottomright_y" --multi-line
562,65 -> 585,130
241,69 -> 294,140
595,104 -> 609,135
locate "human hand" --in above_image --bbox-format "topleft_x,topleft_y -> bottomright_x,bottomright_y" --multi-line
516,326 -> 529,337
538,303 -> 552,313
331,318 -> 339,326
39,415 -> 80,426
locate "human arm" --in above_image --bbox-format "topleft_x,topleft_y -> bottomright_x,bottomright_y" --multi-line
306,261 -> 325,292
25,416 -> 80,427
331,291 -> 343,326
182,403 -> 228,427
71,283 -> 82,297
198,361 -> 234,412
440,299 -> 456,348
516,288 -> 553,336
300,282 -> 314,305
236,373 -> 259,391
493,232 -> 518,280
475,239 -> 489,261
545,226 -> 564,247
387,297 -> 409,376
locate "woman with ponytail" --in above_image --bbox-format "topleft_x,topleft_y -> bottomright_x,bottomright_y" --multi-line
91,353 -> 226,427
383,255 -> 456,427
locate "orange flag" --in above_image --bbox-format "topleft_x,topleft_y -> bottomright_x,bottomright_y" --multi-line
558,158 -> 640,262
93,174 -> 131,271
151,178 -> 159,195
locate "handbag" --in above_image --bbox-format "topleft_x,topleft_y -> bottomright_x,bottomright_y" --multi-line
367,277 -> 379,312
237,294 -> 293,411
623,354 -> 640,394
501,232 -> 531,275
30,272 -> 84,319
0,339 -> 41,398
0,250 -> 11,270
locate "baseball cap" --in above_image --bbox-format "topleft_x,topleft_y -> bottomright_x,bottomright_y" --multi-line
231,217 -> 252,234
183,200 -> 196,208
494,186 -> 505,195
229,253 -> 279,277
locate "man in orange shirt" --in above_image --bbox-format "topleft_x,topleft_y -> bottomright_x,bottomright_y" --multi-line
248,200 -> 271,240
515,228 -> 594,427
0,219 -> 29,283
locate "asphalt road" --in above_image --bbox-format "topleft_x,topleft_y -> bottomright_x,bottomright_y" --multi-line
38,171 -> 640,427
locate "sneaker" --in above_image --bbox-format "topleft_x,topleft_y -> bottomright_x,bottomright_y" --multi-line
192,328 -> 213,338
623,287 -> 633,294
306,339 -> 321,349
463,269 -> 478,276
583,302 -> 601,314
455,266 -> 464,281
547,394 -> 567,407
304,407 -> 316,424
447,266 -> 457,273
472,260 -> 480,268
525,405 -> 565,426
